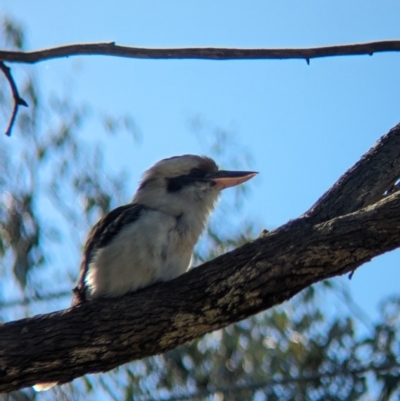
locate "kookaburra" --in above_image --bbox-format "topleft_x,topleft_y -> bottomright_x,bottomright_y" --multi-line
34,154 -> 256,391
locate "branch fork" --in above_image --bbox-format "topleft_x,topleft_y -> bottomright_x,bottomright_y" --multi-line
0,61 -> 28,136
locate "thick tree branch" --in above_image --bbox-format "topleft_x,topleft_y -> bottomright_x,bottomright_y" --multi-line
0,40 -> 400,64
1,124 -> 400,392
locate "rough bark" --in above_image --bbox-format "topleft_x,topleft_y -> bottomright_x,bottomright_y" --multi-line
0,123 -> 400,392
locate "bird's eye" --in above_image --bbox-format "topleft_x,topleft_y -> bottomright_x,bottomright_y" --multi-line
190,168 -> 206,178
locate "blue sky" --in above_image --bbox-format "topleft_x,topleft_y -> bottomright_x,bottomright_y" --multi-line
1,1 -> 400,322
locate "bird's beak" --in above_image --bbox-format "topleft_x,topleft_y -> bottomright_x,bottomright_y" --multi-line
208,170 -> 258,190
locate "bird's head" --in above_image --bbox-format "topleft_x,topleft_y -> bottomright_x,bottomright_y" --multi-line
133,154 -> 257,217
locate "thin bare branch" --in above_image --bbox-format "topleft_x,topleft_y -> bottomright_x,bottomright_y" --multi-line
0,61 -> 28,136
0,40 -> 400,64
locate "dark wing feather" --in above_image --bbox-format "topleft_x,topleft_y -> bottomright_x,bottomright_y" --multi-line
72,203 -> 147,305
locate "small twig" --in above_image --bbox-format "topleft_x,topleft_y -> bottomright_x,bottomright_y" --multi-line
348,270 -> 356,280
0,61 -> 28,136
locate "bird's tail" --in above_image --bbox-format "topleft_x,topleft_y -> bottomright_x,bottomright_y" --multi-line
33,382 -> 56,391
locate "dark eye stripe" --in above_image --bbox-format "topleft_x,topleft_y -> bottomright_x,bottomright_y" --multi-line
190,168 -> 206,178
167,176 -> 190,192
167,171 -> 208,193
